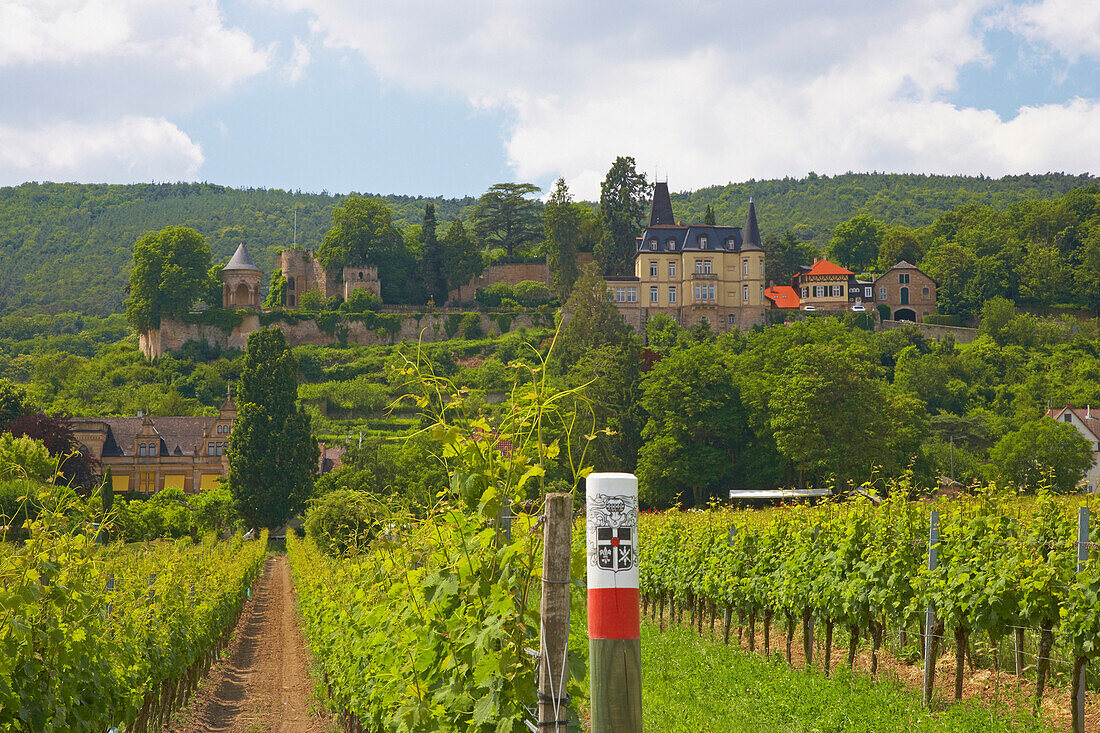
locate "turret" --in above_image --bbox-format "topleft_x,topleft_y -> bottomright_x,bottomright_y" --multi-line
221,244 -> 262,309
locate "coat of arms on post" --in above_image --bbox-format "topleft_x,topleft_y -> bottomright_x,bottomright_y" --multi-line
587,493 -> 638,572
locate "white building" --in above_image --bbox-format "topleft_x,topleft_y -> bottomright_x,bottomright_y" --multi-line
1045,405 -> 1100,492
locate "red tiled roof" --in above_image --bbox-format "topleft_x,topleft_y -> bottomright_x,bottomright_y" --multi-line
806,259 -> 853,276
764,285 -> 800,309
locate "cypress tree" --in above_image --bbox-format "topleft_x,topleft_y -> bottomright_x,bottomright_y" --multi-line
228,328 -> 318,530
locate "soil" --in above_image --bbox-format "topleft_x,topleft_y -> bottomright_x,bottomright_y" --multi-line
168,555 -> 334,733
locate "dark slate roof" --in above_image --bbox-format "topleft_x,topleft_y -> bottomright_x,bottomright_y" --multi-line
741,200 -> 763,251
75,416 -> 215,457
637,225 -> 744,253
222,243 -> 261,272
649,182 -> 675,226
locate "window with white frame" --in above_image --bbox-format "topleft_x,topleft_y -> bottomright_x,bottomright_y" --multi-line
743,284 -> 749,301
668,286 -> 677,303
708,284 -> 716,300
801,286 -> 809,298
727,313 -> 736,325
669,262 -> 677,277
879,287 -> 887,300
694,284 -> 701,301
139,444 -> 147,457
627,287 -> 637,303
899,273 -> 910,284
615,287 -> 626,302
699,235 -> 708,249
650,286 -> 658,303
667,238 -> 677,251
864,286 -> 872,297
649,261 -> 658,277
830,285 -> 842,297
742,260 -> 749,276
813,286 -> 825,298
648,238 -> 657,250
759,260 -> 765,277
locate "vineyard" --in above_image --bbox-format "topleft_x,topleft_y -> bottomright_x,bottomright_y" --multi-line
0,497 -> 267,732
638,489 -> 1100,728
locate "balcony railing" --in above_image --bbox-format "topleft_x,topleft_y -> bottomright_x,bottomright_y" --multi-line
691,272 -> 717,279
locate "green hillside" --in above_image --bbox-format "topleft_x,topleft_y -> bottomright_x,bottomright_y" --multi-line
669,172 -> 1095,244
0,173 -> 1092,317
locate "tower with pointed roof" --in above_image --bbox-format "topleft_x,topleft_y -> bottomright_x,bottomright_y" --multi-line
221,243 -> 262,309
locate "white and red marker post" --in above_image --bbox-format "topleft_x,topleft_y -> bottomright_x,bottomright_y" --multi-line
586,472 -> 642,732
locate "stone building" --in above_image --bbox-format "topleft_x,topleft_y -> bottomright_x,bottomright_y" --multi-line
71,391 -> 238,494
221,244 -> 262,309
621,182 -> 766,332
274,249 -> 381,306
873,261 -> 937,322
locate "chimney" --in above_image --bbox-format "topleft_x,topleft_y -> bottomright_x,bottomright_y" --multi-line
1088,405 -> 1092,419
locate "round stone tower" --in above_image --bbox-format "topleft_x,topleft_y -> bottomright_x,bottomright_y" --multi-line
221,243 -> 262,309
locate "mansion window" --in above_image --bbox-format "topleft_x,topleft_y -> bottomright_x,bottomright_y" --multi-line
879,287 -> 887,300
922,286 -> 930,299
727,313 -> 736,325
694,284 -> 716,301
208,442 -> 216,456
813,286 -> 825,298
627,287 -> 637,303
830,285 -> 842,297
139,472 -> 155,493
864,286 -> 872,298
139,444 -> 146,457
650,261 -> 658,277
650,286 -> 659,303
668,286 -> 677,303
669,262 -> 677,277
760,260 -> 765,277
743,284 -> 749,301
760,286 -> 765,302
648,238 -> 657,250
742,260 -> 749,276
899,273 -> 910,284
695,260 -> 712,274
666,238 -> 677,251
800,286 -> 809,298
698,235 -> 709,249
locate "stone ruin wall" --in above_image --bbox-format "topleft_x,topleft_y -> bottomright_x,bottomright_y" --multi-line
447,253 -> 595,305
141,311 -> 545,360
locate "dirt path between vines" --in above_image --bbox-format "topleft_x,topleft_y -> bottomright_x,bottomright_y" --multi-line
168,554 -> 333,733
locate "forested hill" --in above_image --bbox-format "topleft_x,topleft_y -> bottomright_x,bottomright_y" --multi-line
671,172 -> 1095,245
0,173 -> 1093,317
0,183 -> 475,317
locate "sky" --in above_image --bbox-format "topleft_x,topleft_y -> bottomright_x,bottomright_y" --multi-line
1,0 -> 1099,200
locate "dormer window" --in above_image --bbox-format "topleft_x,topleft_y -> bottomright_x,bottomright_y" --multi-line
727,237 -> 736,249
698,235 -> 708,249
139,444 -> 147,457
648,238 -> 657,251
666,238 -> 677,251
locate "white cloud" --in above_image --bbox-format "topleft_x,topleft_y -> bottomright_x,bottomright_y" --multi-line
279,0 -> 1100,198
285,37 -> 310,83
0,117 -> 204,184
1001,0 -> 1100,63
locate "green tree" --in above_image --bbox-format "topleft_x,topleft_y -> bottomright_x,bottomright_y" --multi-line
764,231 -> 818,286
263,269 -> 287,308
595,157 -> 649,275
979,296 -> 1017,345
317,197 -> 417,303
1073,229 -> 1100,314
470,183 -> 542,257
645,312 -> 682,352
876,225 -> 924,270
828,215 -> 884,272
419,204 -> 448,305
543,178 -> 582,297
125,226 -> 212,331
299,287 -> 324,312
228,328 -> 318,529
0,378 -> 34,430
703,204 -> 716,225
989,417 -> 1092,493
552,266 -> 636,372
442,218 -> 483,295
769,344 -> 926,488
637,343 -> 746,507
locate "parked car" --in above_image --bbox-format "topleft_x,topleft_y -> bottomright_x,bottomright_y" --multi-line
851,304 -> 866,312
802,305 -> 817,311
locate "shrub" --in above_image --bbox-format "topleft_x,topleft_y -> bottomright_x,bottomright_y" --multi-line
444,312 -> 464,338
475,283 -> 514,308
343,288 -> 382,313
512,280 -> 552,307
459,313 -> 483,340
304,489 -> 381,556
192,487 -> 237,535
299,287 -> 325,312
0,433 -> 54,483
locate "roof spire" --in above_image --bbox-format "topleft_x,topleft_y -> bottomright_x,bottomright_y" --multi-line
649,181 -> 675,226
742,199 -> 763,251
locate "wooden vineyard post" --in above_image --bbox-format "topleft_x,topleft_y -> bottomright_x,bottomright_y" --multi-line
1071,507 -> 1089,733
587,473 -> 642,733
923,510 -> 939,709
538,493 -> 573,733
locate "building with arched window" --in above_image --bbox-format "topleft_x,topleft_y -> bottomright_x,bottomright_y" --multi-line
873,261 -> 937,322
221,244 -> 262,309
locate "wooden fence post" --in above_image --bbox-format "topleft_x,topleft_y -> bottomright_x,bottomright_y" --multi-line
538,493 -> 573,733
923,510 -> 939,709
587,473 -> 642,733
1071,506 -> 1089,733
